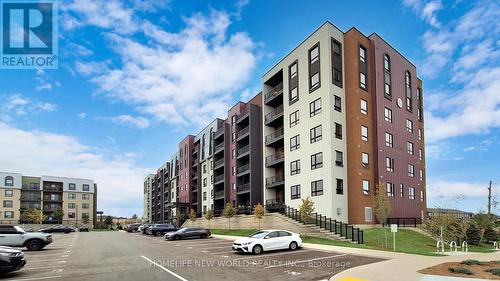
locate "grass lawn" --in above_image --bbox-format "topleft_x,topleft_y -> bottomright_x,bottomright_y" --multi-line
210,228 -> 496,256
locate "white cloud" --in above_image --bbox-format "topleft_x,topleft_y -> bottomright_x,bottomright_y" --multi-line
403,0 -> 443,28
131,0 -> 170,12
427,180 -> 498,212
0,122 -> 149,216
109,115 -> 150,129
79,10 -> 258,127
1,94 -> 57,119
78,112 -> 87,119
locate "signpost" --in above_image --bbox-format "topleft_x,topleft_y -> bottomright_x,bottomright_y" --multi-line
390,224 -> 398,252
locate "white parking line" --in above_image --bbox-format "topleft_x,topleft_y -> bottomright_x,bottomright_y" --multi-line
264,254 -> 347,269
229,249 -> 314,261
23,266 -> 65,271
197,245 -> 232,251
5,276 -> 62,281
141,255 -> 189,281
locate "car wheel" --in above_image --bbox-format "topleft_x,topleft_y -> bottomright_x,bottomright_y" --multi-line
173,235 -> 180,240
26,240 -> 43,251
289,241 -> 298,251
252,245 -> 263,255
155,231 -> 162,237
200,234 -> 207,239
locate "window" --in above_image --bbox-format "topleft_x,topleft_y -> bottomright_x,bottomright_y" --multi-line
386,157 -> 394,172
336,178 -> 343,195
420,169 -> 424,181
421,190 -> 424,202
385,132 -> 393,147
82,203 -> 90,209
384,107 -> 392,123
400,184 -> 404,198
409,187 -> 415,200
360,99 -> 367,115
418,129 -> 422,140
334,95 -> 342,112
361,126 -> 368,141
4,190 -> 13,197
232,166 -> 236,176
289,110 -> 299,127
3,200 -> 13,208
309,43 -> 320,91
82,194 -> 90,200
68,193 -> 76,199
290,135 -> 300,151
332,38 -> 343,87
4,211 -> 13,219
311,180 -> 323,196
405,71 -> 413,111
4,176 -> 13,186
83,184 -> 90,191
384,54 -> 391,97
406,119 -> 413,133
311,152 -> 323,170
364,207 -> 373,222
231,115 -> 236,126
335,150 -> 343,167
419,149 -> 423,161
407,141 -> 414,155
232,132 -> 236,143
408,164 -> 415,177
290,160 -> 300,175
203,178 -> 207,187
310,125 -> 322,143
203,192 -> 207,201
68,212 -> 75,218
203,164 -> 206,173
417,88 -> 423,121
68,203 -> 76,209
387,182 -> 395,197
290,185 -> 300,200
68,183 -> 76,190
211,175 -> 213,183
211,190 -> 214,198
362,180 -> 370,195
310,98 -> 321,117
232,149 -> 236,159
362,153 -> 369,167
289,61 -> 299,104
335,123 -> 342,139
359,46 -> 367,90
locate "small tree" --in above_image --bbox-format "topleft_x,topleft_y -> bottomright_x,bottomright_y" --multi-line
205,209 -> 214,230
21,208 -> 46,224
176,209 -> 185,227
52,209 -> 64,224
104,216 -> 113,229
253,203 -> 265,230
223,202 -> 236,230
483,225 -> 498,243
82,213 -> 90,225
189,209 -> 197,226
372,181 -> 391,248
131,214 -> 138,222
466,223 -> 481,245
473,213 -> 495,243
298,197 -> 315,238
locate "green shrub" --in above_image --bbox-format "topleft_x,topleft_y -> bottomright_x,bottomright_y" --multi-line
483,226 -> 498,243
448,267 -> 474,275
466,223 -> 481,245
461,259 -> 482,265
486,268 -> 500,276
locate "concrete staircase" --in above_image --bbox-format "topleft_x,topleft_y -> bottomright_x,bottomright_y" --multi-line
277,215 -> 353,242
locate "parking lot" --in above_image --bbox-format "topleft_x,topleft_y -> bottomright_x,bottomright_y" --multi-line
2,231 -> 382,281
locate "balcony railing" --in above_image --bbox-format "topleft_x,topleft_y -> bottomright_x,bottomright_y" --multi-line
265,105 -> 283,124
236,127 -> 249,139
237,164 -> 250,174
192,159 -> 199,166
264,82 -> 283,103
265,127 -> 284,145
265,175 -> 285,187
214,175 -> 224,183
214,191 -> 225,199
214,129 -> 225,139
213,158 -> 224,168
237,145 -> 250,156
214,143 -> 225,153
265,151 -> 284,166
237,108 -> 249,122
237,183 -> 250,193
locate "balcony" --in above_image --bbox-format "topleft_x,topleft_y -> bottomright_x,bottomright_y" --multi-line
237,164 -> 250,176
264,82 -> 283,106
265,127 -> 284,147
236,108 -> 249,124
192,159 -> 199,167
264,105 -> 283,127
214,191 -> 225,199
265,151 -> 284,167
237,183 -> 250,193
214,142 -> 225,154
214,128 -> 225,140
236,126 -> 250,141
265,175 -> 285,188
20,196 -> 41,201
236,145 -> 250,158
213,158 -> 225,169
214,175 -> 225,184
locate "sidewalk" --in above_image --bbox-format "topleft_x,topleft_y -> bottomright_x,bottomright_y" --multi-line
213,234 -> 499,281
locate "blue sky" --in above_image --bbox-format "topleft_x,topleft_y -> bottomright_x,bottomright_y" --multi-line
0,0 -> 498,217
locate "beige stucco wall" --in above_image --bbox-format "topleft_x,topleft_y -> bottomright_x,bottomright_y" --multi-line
62,191 -> 94,224
0,188 -> 21,222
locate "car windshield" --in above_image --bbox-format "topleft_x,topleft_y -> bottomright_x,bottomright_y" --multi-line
14,226 -> 25,233
249,231 -> 269,239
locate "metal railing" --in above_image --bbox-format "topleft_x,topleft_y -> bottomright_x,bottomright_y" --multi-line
237,183 -> 250,192
237,164 -> 250,174
213,158 -> 224,168
265,127 -> 284,144
265,175 -> 285,187
265,105 -> 283,123
264,82 -> 283,103
214,175 -> 224,183
214,143 -> 225,152
237,145 -> 250,156
236,127 -> 250,139
265,151 -> 284,165
214,191 -> 225,199
385,217 -> 422,227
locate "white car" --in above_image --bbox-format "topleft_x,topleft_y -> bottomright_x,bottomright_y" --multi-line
232,230 -> 302,254
0,225 -> 52,251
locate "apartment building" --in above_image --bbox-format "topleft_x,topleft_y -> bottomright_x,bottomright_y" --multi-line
263,23 -> 349,222
0,172 -> 97,227
143,174 -> 154,223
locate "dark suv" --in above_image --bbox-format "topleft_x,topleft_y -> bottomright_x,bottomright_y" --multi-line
164,228 -> 211,240
126,223 -> 141,233
146,224 -> 178,236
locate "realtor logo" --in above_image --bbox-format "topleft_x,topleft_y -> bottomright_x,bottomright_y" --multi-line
1,0 -> 58,69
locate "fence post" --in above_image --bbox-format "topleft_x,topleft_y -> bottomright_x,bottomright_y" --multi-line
315,213 -> 318,226
329,218 -> 332,231
351,227 -> 355,242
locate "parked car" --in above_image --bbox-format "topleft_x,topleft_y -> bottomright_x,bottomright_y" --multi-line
146,224 -> 178,236
164,228 -> 211,240
0,225 -> 52,251
126,223 -> 141,233
0,246 -> 26,273
232,230 -> 302,254
140,224 -> 154,234
78,226 -> 89,232
39,225 -> 75,234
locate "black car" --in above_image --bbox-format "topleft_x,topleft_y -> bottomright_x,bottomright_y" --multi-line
126,223 -> 141,233
0,246 -> 26,274
140,224 -> 154,234
39,225 -> 75,234
164,228 -> 211,240
78,226 -> 89,232
146,224 -> 178,236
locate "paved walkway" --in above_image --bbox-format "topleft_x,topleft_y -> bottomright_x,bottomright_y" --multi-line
213,234 -> 499,281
